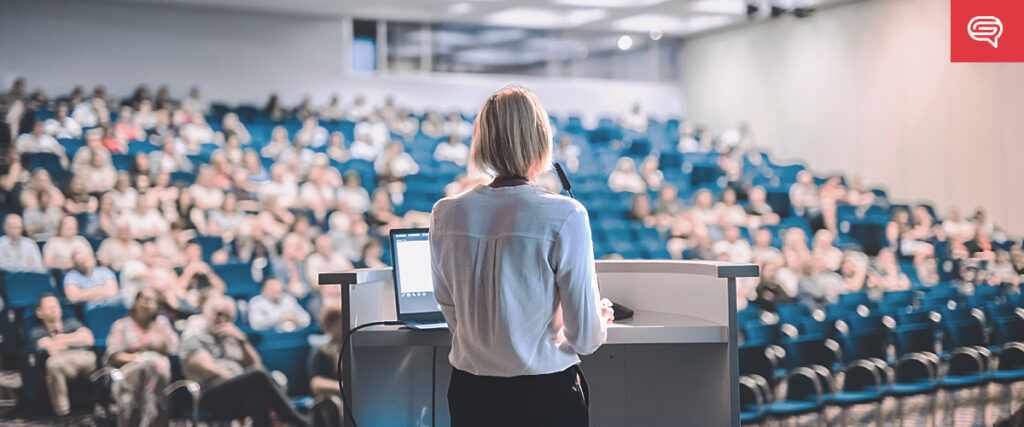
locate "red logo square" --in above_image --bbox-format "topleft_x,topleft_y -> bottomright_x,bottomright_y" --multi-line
951,0 -> 1024,62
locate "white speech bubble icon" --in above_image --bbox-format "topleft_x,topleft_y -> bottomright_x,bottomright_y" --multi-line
968,16 -> 1003,48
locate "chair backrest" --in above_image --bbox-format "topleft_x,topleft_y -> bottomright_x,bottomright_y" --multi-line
741,323 -> 779,347
2,271 -> 57,309
943,319 -> 987,349
213,263 -> 260,299
257,341 -> 312,396
83,304 -> 129,348
781,336 -> 839,371
892,325 -> 936,357
738,344 -> 775,385
994,315 -> 1024,345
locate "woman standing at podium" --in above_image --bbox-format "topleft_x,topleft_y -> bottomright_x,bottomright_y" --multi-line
430,86 -> 613,427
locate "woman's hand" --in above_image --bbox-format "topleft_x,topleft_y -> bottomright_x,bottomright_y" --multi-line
599,298 -> 615,325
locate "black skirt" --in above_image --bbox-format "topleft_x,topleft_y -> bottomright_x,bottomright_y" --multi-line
448,366 -> 589,427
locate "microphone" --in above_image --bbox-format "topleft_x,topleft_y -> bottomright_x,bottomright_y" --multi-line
553,163 -> 574,199
553,162 -> 634,321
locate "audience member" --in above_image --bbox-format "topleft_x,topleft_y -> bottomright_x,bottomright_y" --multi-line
103,288 -> 179,426
63,250 -> 119,307
0,214 -> 45,272
32,293 -> 96,417
179,295 -> 309,427
44,104 -> 82,139
16,121 -> 65,158
248,278 -> 312,332
23,190 -> 62,242
608,157 -> 645,193
43,216 -> 91,270
434,133 -> 470,166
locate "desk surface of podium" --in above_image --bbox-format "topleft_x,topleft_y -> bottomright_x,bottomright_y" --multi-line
320,259 -> 757,427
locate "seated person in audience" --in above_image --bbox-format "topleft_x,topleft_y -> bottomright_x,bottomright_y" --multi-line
628,193 -> 655,227
677,122 -> 702,153
817,176 -> 846,233
258,163 -> 298,211
745,186 -> 780,228
652,185 -> 684,227
843,176 -> 875,208
433,133 -> 470,167
867,249 -> 911,291
751,228 -> 783,265
754,261 -> 795,312
62,175 -> 99,216
781,227 -> 811,271
179,295 -> 309,427
305,234 -> 351,305
100,124 -> 126,154
788,171 -> 821,221
299,164 -> 338,216
260,126 -> 291,159
712,225 -> 752,263
942,207 -> 975,242
72,95 -> 109,128
337,171 -> 370,215
310,306 -> 344,420
23,190 -> 62,242
1011,246 -> 1024,280
328,211 -> 369,263
221,221 -> 270,265
718,148 -> 745,192
207,193 -> 247,240
131,152 -> 153,181
811,229 -> 843,272
63,250 -> 119,307
419,111 -> 447,139
900,205 -> 937,260
219,112 -> 251,145
20,168 -> 66,210
374,141 -> 419,186
248,278 -> 311,332
150,134 -> 193,175
113,107 -> 145,145
714,188 -> 747,228
355,239 -> 387,269
77,146 -> 118,194
110,172 -> 139,214
104,288 -> 179,426
44,103 -> 82,139
839,251 -> 870,296
43,216 -> 91,270
127,193 -> 170,240
796,256 -> 844,309
366,189 -> 405,235
324,131 -> 350,164
552,135 -> 580,174
294,116 -> 328,149
276,138 -> 316,174
0,214 -> 45,272
97,224 -> 143,272
180,112 -> 215,148
687,189 -> 720,239
445,111 -> 472,140
31,293 -> 96,417
639,156 -> 663,191
319,94 -> 346,121
607,157 -> 646,193
294,96 -> 315,121
272,233 -> 312,298
620,103 -> 648,133
16,120 -> 65,160
178,241 -> 226,307
189,166 -> 226,211
355,113 -> 389,148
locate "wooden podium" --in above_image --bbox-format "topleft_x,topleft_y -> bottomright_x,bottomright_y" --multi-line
320,259 -> 758,427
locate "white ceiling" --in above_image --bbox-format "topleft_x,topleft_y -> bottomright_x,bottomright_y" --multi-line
92,0 -> 857,37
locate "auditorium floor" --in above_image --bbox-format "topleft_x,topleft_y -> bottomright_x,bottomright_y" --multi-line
0,369 -> 1022,426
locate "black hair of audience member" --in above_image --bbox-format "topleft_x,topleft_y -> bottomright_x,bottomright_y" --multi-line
35,292 -> 58,312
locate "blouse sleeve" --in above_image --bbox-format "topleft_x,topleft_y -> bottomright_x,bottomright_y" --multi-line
103,318 -> 129,366
550,207 -> 606,356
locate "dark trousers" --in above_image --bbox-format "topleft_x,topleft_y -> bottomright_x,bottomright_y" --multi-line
448,366 -> 589,427
199,368 -> 308,427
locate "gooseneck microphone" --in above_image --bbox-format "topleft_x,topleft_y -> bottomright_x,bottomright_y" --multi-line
553,162 -> 634,321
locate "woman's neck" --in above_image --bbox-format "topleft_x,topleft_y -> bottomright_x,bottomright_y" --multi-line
489,175 -> 532,188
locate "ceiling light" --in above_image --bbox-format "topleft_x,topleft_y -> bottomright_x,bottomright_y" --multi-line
554,0 -> 668,8
449,3 -> 472,15
688,0 -> 747,15
612,14 -> 688,33
485,7 -> 608,28
617,35 -> 633,50
649,29 -> 663,41
576,46 -> 589,59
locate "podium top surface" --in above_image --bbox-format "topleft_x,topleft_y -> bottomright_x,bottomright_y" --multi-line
319,260 -> 758,286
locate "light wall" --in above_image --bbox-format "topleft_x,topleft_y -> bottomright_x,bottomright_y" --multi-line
0,0 -> 684,121
682,0 -> 1024,235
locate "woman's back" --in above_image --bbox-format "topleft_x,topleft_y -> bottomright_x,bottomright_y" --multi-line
431,184 -> 604,377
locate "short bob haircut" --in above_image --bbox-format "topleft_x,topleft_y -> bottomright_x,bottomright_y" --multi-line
469,86 -> 552,178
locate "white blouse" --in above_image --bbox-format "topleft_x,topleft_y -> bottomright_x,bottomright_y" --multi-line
430,184 -> 606,377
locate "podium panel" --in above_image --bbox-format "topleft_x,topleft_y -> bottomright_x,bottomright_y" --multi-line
320,260 -> 758,427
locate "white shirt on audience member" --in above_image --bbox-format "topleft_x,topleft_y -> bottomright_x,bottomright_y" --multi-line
247,294 -> 311,332
430,184 -> 606,377
0,235 -> 45,272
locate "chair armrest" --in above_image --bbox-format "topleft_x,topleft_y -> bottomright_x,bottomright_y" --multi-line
748,374 -> 774,402
994,342 -> 1024,372
739,375 -> 766,415
843,359 -> 885,393
808,364 -> 835,393
947,347 -> 986,375
89,366 -> 123,384
785,367 -> 825,404
895,353 -> 938,384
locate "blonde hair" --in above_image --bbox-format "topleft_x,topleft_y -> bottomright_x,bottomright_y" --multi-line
469,86 -> 553,178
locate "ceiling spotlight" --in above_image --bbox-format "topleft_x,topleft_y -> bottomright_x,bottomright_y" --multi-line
746,0 -> 759,18
576,46 -> 589,59
617,35 -> 634,50
649,29 -> 663,41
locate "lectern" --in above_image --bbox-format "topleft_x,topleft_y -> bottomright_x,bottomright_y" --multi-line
319,259 -> 758,427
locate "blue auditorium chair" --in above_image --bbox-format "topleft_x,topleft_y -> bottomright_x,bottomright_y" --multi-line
888,324 -> 940,414
111,154 -> 131,171
214,263 -> 261,299
2,271 -> 57,309
83,303 -> 128,349
195,235 -> 225,263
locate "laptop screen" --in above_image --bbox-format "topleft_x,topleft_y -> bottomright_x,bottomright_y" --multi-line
390,228 -> 441,318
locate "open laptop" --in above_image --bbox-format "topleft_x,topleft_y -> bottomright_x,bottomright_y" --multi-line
389,228 -> 447,329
